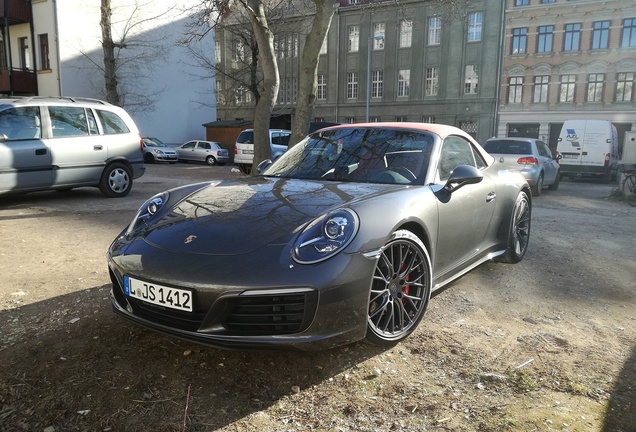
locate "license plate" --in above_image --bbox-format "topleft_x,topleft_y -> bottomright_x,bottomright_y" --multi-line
563,154 -> 579,159
124,276 -> 193,312
244,149 -> 254,154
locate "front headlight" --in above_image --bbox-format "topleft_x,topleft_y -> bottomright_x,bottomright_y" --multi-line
293,209 -> 359,264
125,192 -> 169,236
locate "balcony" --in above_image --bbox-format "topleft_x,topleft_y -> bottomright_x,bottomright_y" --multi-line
0,68 -> 37,95
0,0 -> 32,24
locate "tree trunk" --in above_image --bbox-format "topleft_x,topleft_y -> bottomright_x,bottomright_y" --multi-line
245,0 -> 279,175
289,1 -> 335,147
101,0 -> 120,106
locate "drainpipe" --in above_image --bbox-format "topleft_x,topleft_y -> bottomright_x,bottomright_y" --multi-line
493,0 -> 506,138
29,0 -> 38,95
52,0 -> 62,95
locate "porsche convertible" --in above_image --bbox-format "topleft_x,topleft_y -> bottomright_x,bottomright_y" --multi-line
107,123 -> 531,350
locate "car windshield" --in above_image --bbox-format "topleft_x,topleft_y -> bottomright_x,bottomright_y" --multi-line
263,127 -> 434,185
484,140 -> 532,155
145,140 -> 167,148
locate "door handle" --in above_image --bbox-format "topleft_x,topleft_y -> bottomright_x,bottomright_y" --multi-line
35,148 -> 47,156
94,145 -> 103,151
486,192 -> 496,203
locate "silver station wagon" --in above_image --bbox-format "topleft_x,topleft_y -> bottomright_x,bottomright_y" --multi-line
0,96 -> 145,198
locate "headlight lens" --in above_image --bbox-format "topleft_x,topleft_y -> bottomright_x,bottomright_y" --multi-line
293,209 -> 359,264
125,192 -> 169,236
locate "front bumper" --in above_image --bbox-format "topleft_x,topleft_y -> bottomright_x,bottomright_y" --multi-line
107,241 -> 375,350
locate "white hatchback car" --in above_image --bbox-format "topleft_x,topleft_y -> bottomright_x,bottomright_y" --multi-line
234,128 -> 291,174
0,96 -> 145,197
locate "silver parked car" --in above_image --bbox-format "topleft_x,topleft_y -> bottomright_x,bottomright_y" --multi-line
142,137 -> 178,164
0,96 -> 145,197
484,137 -> 561,197
178,140 -> 229,165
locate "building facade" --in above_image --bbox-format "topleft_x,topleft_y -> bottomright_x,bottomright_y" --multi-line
498,0 -> 636,152
0,0 -> 215,143
215,0 -> 506,144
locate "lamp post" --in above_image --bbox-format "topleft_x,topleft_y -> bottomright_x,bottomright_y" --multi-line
366,33 -> 384,123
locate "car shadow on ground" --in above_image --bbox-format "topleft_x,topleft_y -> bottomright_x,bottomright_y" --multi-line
0,285 -> 388,431
602,344 -> 636,432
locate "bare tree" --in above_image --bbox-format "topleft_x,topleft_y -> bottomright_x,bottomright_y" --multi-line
94,0 -> 174,112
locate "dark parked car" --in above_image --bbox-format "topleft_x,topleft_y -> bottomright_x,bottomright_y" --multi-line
108,123 -> 532,350
178,140 -> 229,165
483,137 -> 561,197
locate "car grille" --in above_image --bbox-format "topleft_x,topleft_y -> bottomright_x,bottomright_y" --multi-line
224,292 -> 317,335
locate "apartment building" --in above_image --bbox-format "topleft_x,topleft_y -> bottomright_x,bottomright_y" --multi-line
0,0 -> 214,143
498,0 -> 636,151
215,0 -> 505,144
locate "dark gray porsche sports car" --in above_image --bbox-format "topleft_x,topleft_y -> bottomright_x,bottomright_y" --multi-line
107,123 -> 531,350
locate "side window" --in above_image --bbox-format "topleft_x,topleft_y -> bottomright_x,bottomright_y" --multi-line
0,107 -> 41,140
200,142 -> 211,150
96,110 -> 130,134
537,141 -> 550,157
182,142 -> 195,149
272,132 -> 291,146
49,106 -> 90,138
438,136 -> 477,181
87,109 -> 99,135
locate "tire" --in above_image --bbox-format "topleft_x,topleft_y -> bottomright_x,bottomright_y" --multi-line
623,175 -> 636,207
238,164 -> 252,175
548,171 -> 560,191
144,153 -> 155,164
206,156 -> 217,166
531,173 -> 543,197
497,191 -> 531,264
365,230 -> 432,346
98,162 -> 132,198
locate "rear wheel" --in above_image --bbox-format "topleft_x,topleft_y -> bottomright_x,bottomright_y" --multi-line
98,162 -> 132,198
206,156 -> 217,166
497,191 -> 531,264
623,175 -> 636,207
238,164 -> 252,175
366,230 -> 432,346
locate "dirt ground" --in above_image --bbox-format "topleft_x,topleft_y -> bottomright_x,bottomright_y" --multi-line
1,163 -> 635,432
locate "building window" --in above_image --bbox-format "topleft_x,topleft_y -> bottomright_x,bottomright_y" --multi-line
541,0 -> 555,3
348,0 -> 361,4
425,67 -> 438,96
537,25 -> 554,53
511,28 -> 527,54
234,40 -> 246,62
616,72 -> 634,102
515,0 -> 529,5
533,75 -> 549,103
398,69 -> 410,97
215,41 -> 221,63
509,76 -> 523,103
587,73 -> 604,102
399,20 -> 412,48
317,74 -> 327,100
396,116 -> 408,122
563,23 -> 581,51
373,23 -> 385,50
19,37 -> 30,69
348,26 -> 359,52
347,72 -> 358,99
467,12 -> 482,42
460,121 -> 478,139
216,80 -> 225,105
423,116 -> 436,123
369,116 -> 381,123
372,70 -> 383,98
622,18 -> 636,48
38,34 -> 50,71
236,85 -> 250,105
428,17 -> 441,46
345,117 -> 356,124
464,65 -> 478,94
315,117 -> 325,122
559,74 -> 576,102
591,21 -> 610,50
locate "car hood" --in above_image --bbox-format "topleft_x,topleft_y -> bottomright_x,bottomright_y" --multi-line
141,177 -> 399,256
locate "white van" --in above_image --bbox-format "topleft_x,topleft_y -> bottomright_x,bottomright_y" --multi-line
234,128 -> 291,174
556,120 -> 618,183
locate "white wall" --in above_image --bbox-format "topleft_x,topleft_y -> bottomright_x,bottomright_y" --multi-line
47,1 -> 215,144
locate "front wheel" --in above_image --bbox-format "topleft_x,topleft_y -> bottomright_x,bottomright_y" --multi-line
497,191 -> 531,263
623,175 -> 636,207
366,230 -> 432,346
98,162 -> 132,198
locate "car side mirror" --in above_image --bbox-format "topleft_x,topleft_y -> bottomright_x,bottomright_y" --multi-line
444,165 -> 483,193
257,159 -> 273,174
